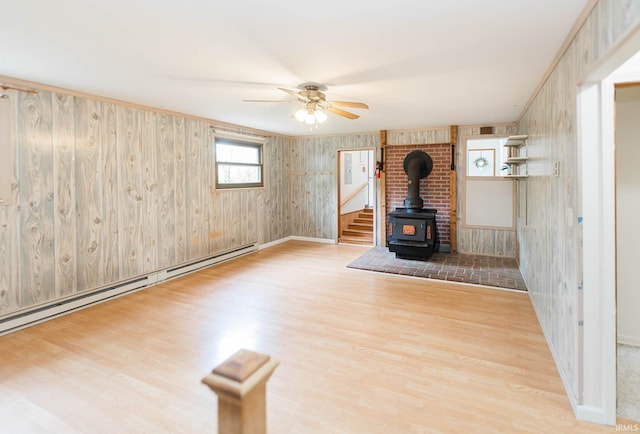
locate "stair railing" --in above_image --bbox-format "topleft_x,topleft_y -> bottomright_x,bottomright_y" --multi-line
340,180 -> 370,208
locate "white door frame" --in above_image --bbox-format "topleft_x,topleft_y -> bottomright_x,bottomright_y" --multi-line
577,26 -> 640,425
336,148 -> 377,245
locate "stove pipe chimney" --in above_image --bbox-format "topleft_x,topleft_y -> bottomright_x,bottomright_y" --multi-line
403,150 -> 433,210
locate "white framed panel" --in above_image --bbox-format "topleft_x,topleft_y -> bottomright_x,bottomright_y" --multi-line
464,178 -> 514,229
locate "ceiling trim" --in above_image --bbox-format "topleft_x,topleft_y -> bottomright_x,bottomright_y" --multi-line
0,74 -> 286,139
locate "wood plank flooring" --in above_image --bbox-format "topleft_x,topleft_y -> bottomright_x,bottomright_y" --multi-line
0,241 -> 629,433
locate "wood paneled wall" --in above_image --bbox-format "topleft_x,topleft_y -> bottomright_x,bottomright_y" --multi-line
290,133 -> 378,240
516,0 -> 640,406
386,127 -> 450,145
456,125 -> 518,257
0,88 -> 291,317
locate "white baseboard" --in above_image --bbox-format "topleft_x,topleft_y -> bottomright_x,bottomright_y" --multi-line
528,296 -> 615,426
0,277 -> 150,336
289,236 -> 336,244
576,405 -> 616,426
259,236 -> 337,250
259,237 -> 293,250
618,334 -> 640,347
527,293 -> 580,414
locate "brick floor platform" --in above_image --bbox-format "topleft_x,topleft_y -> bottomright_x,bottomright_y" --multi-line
347,247 -> 527,291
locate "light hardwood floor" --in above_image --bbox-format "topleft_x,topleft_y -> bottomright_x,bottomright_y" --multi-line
0,241 -> 630,433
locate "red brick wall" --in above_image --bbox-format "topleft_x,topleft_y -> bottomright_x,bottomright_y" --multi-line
385,144 -> 451,247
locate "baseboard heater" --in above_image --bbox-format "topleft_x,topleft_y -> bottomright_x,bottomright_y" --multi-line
0,243 -> 257,336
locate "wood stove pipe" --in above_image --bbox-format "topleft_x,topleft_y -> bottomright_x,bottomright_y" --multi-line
403,150 -> 433,210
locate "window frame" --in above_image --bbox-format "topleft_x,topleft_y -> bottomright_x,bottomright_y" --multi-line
214,136 -> 264,190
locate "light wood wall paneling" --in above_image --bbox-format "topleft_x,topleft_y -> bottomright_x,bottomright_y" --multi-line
289,141 -> 301,237
101,102 -> 120,284
116,106 -> 144,279
306,174 -> 316,238
237,190 -> 248,246
1,84 -> 289,318
280,137 -> 292,241
75,98 -> 104,290
222,191 -> 237,250
156,113 -> 176,268
199,123 -> 212,254
241,190 -> 250,245
141,110 -> 158,273
320,139 -> 334,239
18,90 -> 55,306
262,136 -> 291,244
320,174 -> 333,239
247,190 -> 259,245
202,123 -> 213,253
290,133 -> 378,240
52,93 -> 77,297
290,172 -> 302,236
173,116 -> 187,264
386,127 -> 450,145
261,139 -> 272,244
185,119 -> 206,260
209,190 -> 223,254
224,190 -> 236,251
227,189 -> 242,248
208,135 -> 227,253
0,91 -> 20,313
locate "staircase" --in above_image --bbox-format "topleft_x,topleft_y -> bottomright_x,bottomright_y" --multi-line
339,208 -> 374,246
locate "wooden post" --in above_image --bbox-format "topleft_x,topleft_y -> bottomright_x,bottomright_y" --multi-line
202,349 -> 279,434
379,130 -> 387,247
449,126 -> 457,253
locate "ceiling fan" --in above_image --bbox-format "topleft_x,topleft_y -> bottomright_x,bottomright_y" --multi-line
244,84 -> 368,125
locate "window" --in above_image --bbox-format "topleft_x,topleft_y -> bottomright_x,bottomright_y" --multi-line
215,138 -> 263,189
466,137 -> 508,177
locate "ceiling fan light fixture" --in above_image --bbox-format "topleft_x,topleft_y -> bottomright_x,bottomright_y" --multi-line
294,108 -> 307,122
304,111 -> 316,125
314,109 -> 327,123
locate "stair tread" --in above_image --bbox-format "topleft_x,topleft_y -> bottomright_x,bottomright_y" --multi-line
340,235 -> 373,242
342,231 -> 373,237
339,208 -> 374,245
348,225 -> 373,231
354,218 -> 373,224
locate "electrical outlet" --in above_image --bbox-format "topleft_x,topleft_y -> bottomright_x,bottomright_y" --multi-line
553,161 -> 560,177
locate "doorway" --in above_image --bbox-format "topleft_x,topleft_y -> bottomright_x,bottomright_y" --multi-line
615,82 -> 640,422
337,149 -> 375,246
578,30 -> 640,424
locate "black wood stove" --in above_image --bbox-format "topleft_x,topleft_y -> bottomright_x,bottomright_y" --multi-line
387,151 -> 439,260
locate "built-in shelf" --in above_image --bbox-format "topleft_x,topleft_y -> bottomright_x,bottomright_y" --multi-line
505,157 -> 529,164
503,134 -> 528,147
503,135 -> 528,178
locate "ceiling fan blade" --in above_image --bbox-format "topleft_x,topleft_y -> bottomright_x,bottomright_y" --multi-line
326,106 -> 360,120
328,101 -> 369,109
243,99 -> 296,103
278,87 -> 309,102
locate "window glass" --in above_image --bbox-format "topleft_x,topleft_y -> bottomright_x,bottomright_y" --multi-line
466,137 -> 508,177
216,143 -> 260,164
215,139 -> 263,189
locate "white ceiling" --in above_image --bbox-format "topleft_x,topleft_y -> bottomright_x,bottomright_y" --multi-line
0,0 -> 590,136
